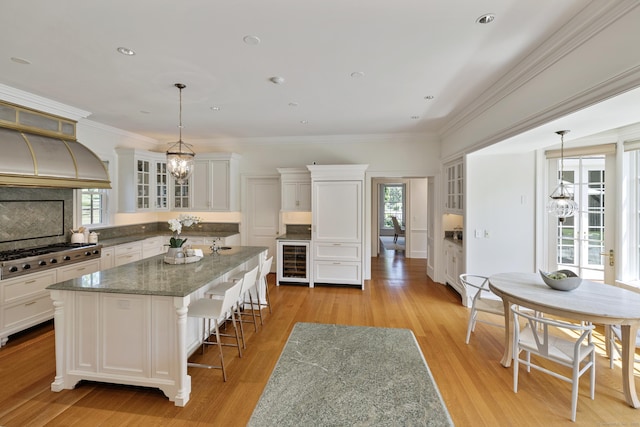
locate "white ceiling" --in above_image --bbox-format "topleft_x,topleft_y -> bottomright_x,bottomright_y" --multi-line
0,0 -> 633,149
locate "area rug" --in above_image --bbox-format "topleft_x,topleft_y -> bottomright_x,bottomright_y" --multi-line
248,322 -> 454,426
380,235 -> 405,251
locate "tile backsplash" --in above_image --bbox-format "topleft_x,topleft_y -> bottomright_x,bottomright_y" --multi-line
0,187 -> 73,251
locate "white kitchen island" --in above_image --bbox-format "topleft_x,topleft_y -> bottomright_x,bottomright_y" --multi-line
47,246 -> 267,407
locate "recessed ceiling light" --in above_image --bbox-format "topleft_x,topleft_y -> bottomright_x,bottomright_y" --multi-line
288,102 -> 299,107
243,35 -> 261,45
476,14 -> 495,24
210,106 -> 221,111
350,71 -> 365,78
269,76 -> 285,84
300,120 -> 308,124
10,57 -> 31,65
424,95 -> 435,100
411,116 -> 420,120
116,46 -> 136,56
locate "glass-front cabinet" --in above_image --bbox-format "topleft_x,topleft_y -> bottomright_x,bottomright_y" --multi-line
444,158 -> 464,214
116,149 -> 172,212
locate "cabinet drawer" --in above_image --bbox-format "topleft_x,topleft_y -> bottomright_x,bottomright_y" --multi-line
115,252 -> 142,267
115,242 -> 142,256
142,237 -> 165,258
2,270 -> 57,304
58,260 -> 101,282
313,261 -> 361,285
3,292 -> 53,329
314,243 -> 361,262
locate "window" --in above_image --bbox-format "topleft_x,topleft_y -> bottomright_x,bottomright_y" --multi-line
78,160 -> 110,227
80,188 -> 108,226
382,184 -> 405,229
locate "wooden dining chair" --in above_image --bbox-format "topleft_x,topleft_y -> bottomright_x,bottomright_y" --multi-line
607,324 -> 640,369
512,307 -> 596,422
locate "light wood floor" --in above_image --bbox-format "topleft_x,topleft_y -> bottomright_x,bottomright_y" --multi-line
1,249 -> 638,426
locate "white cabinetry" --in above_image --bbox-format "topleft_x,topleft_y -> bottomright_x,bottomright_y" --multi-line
443,240 -> 466,304
444,159 -> 464,214
308,164 -> 367,288
114,242 -> 143,266
116,149 -> 169,212
277,168 -> 311,211
193,153 -> 241,211
142,236 -> 166,258
57,259 -> 101,282
100,247 -> 115,270
0,270 -> 57,346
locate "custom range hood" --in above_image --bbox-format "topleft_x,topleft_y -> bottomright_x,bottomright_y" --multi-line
0,101 -> 110,189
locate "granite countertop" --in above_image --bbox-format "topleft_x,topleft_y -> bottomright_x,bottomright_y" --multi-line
98,231 -> 240,248
276,233 -> 312,241
443,237 -> 463,245
47,246 -> 267,297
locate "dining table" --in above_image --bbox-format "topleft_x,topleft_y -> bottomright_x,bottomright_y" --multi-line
488,272 -> 640,408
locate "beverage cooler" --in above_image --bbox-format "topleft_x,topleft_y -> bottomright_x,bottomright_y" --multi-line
276,240 -> 311,287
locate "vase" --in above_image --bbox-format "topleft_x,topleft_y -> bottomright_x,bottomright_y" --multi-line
166,247 -> 183,258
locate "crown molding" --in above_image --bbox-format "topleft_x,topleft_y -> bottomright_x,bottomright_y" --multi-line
0,83 -> 91,120
461,63 -> 640,155
440,0 -> 640,140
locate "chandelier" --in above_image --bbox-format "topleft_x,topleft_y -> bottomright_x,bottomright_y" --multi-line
547,130 -> 578,222
166,83 -> 195,184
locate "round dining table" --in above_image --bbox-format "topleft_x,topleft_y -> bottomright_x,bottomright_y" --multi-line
489,272 -> 640,408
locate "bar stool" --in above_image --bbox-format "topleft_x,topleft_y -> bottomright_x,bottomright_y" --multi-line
207,265 -> 260,347
256,256 -> 274,320
187,277 -> 244,381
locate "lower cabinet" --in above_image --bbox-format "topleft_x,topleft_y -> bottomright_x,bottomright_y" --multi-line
312,242 -> 361,286
100,247 -> 115,270
142,236 -> 166,258
443,240 -> 466,305
114,242 -> 143,267
57,259 -> 101,282
0,269 -> 57,347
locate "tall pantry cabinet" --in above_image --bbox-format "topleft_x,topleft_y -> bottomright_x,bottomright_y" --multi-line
307,164 -> 368,289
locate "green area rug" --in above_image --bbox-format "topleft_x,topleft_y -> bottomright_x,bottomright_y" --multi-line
249,322 -> 453,426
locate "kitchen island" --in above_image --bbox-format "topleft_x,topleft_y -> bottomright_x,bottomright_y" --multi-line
46,246 -> 267,406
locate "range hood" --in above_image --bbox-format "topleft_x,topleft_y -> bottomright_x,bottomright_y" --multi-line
0,127 -> 111,189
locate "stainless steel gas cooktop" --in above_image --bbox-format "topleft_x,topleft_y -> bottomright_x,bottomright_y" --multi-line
0,243 -> 102,280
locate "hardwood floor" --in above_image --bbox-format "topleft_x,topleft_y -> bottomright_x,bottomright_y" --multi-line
1,249 -> 638,426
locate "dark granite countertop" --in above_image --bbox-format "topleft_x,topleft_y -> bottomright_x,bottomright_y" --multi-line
276,233 -> 312,241
47,246 -> 267,297
443,237 -> 463,245
98,231 -> 239,248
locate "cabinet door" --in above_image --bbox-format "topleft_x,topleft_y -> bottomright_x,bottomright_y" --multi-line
101,247 -> 115,270
297,182 -> 311,211
154,161 -> 169,210
313,180 -> 361,243
136,159 -> 151,210
210,160 -> 230,211
282,182 -> 299,211
192,160 -> 210,210
172,178 -> 191,209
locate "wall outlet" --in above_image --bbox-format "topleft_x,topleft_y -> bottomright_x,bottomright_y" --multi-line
484,230 -> 490,238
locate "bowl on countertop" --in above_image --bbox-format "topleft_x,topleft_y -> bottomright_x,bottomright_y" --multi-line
539,269 -> 582,291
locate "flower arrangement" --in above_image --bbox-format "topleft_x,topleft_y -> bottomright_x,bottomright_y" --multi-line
167,214 -> 201,248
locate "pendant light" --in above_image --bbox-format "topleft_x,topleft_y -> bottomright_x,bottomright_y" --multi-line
547,130 -> 578,222
166,83 -> 195,184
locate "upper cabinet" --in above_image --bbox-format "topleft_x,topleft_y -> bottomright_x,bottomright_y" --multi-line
277,168 -> 311,212
444,158 -> 464,214
116,149 -> 169,212
117,150 -> 240,213
192,153 -> 241,211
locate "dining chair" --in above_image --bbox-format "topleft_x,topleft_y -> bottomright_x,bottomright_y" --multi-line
391,216 -> 405,243
187,277 -> 244,381
512,307 -> 596,422
460,274 -> 505,344
607,324 -> 640,369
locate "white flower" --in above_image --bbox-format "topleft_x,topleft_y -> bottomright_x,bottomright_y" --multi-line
168,218 -> 182,234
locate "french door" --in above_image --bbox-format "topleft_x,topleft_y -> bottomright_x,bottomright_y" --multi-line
549,154 -> 615,283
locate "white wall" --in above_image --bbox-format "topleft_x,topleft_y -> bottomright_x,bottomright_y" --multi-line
408,178 -> 428,258
464,152 -> 536,276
